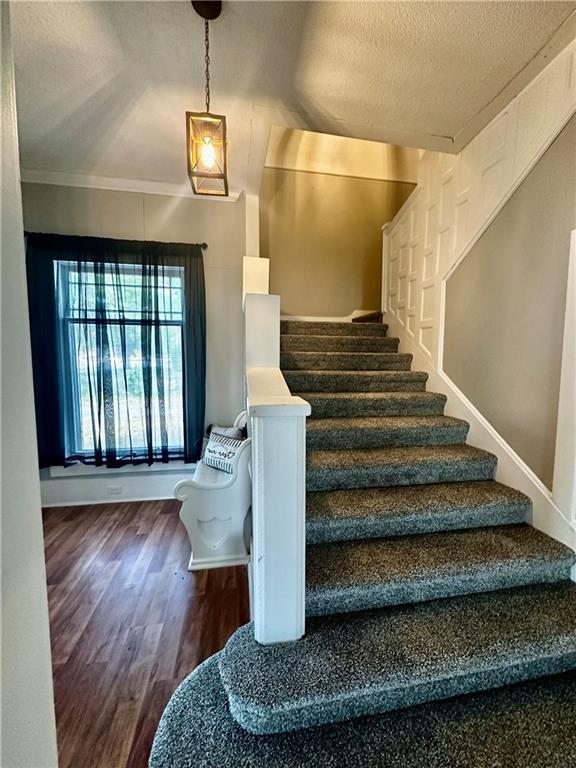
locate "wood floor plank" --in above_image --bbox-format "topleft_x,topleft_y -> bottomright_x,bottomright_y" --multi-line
43,500 -> 249,768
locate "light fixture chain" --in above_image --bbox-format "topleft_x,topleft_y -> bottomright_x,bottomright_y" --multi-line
204,19 -> 210,113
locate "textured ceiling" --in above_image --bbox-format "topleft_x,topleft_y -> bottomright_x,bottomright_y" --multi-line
12,1 -> 576,195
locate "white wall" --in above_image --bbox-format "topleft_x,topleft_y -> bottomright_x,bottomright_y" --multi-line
0,4 -> 59,765
21,183 -> 246,505
383,37 -> 576,548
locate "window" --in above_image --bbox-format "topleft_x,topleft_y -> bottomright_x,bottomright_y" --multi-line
26,233 -> 206,469
54,260 -> 186,462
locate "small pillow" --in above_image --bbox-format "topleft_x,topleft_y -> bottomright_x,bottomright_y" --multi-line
203,432 -> 244,474
209,424 -> 243,440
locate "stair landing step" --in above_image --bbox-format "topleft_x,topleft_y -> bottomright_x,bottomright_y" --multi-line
219,582 -> 576,734
306,524 -> 574,616
306,480 -> 530,543
281,320 -> 388,337
151,652 -> 576,768
307,444 -> 497,492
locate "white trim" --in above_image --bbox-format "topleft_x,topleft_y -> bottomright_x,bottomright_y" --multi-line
281,309 -> 379,323
42,493 -> 177,509
49,461 -> 191,478
438,369 -> 575,547
20,169 -> 242,202
552,230 -> 576,522
187,554 -> 250,571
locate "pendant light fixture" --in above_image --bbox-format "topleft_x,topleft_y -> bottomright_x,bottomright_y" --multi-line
187,1 -> 228,196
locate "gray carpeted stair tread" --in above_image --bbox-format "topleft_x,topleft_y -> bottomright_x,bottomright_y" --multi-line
307,415 -> 469,450
281,334 -> 400,352
281,320 -> 388,337
283,369 -> 428,392
307,444 -> 496,491
306,480 -> 531,543
306,524 -> 574,616
219,582 -> 576,735
151,653 -> 576,768
302,390 -> 447,418
281,351 -> 412,371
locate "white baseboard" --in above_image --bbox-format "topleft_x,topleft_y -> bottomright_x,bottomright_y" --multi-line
187,554 -> 250,571
40,465 -> 196,507
280,309 -> 379,322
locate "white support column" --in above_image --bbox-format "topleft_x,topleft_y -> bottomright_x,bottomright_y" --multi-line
243,287 -> 311,643
553,229 -> 576,524
245,293 -> 280,368
250,401 -> 309,644
243,257 -> 269,306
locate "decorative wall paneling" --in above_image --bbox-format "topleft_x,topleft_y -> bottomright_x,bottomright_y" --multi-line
383,39 -> 576,551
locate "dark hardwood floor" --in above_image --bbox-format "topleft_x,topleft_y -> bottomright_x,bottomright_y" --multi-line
43,499 -> 250,768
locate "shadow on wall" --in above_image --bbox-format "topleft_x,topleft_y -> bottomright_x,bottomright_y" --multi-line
260,167 -> 414,317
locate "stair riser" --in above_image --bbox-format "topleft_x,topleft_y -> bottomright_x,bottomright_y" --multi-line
284,372 -> 427,392
281,352 -> 412,371
306,561 -> 573,617
306,397 -> 446,419
281,336 -> 399,353
307,424 -> 469,451
281,321 -> 388,337
306,502 -> 529,544
230,652 -> 576,735
306,457 -> 497,492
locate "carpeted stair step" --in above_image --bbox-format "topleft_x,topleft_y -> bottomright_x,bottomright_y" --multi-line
280,334 -> 400,353
281,350 -> 412,371
302,391 -> 446,418
307,415 -> 469,450
218,581 -> 576,735
151,652 -> 576,768
307,444 -> 496,492
306,480 -> 531,543
284,369 -> 428,392
306,524 -> 572,616
281,320 -> 388,337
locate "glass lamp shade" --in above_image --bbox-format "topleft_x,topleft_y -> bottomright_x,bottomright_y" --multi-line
186,111 -> 228,196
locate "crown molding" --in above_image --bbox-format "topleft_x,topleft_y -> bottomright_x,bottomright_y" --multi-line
19,169 -> 242,203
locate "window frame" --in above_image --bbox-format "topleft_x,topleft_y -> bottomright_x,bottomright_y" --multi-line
54,258 -> 187,463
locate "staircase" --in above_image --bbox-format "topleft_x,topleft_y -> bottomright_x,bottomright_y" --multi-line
151,319 -> 576,766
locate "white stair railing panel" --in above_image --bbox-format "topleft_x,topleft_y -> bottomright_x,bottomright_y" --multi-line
244,270 -> 311,644
250,403 -> 309,644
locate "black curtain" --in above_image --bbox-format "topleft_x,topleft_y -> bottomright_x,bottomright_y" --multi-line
26,233 -> 206,468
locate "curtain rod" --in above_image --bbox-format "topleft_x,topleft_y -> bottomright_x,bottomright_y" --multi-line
201,242 -> 208,250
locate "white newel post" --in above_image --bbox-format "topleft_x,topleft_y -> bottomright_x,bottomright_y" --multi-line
250,401 -> 309,644
244,280 -> 311,644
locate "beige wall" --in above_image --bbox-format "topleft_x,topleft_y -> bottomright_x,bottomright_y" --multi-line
260,168 -> 414,317
445,115 -> 576,489
266,127 -> 420,183
1,5 -> 58,766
